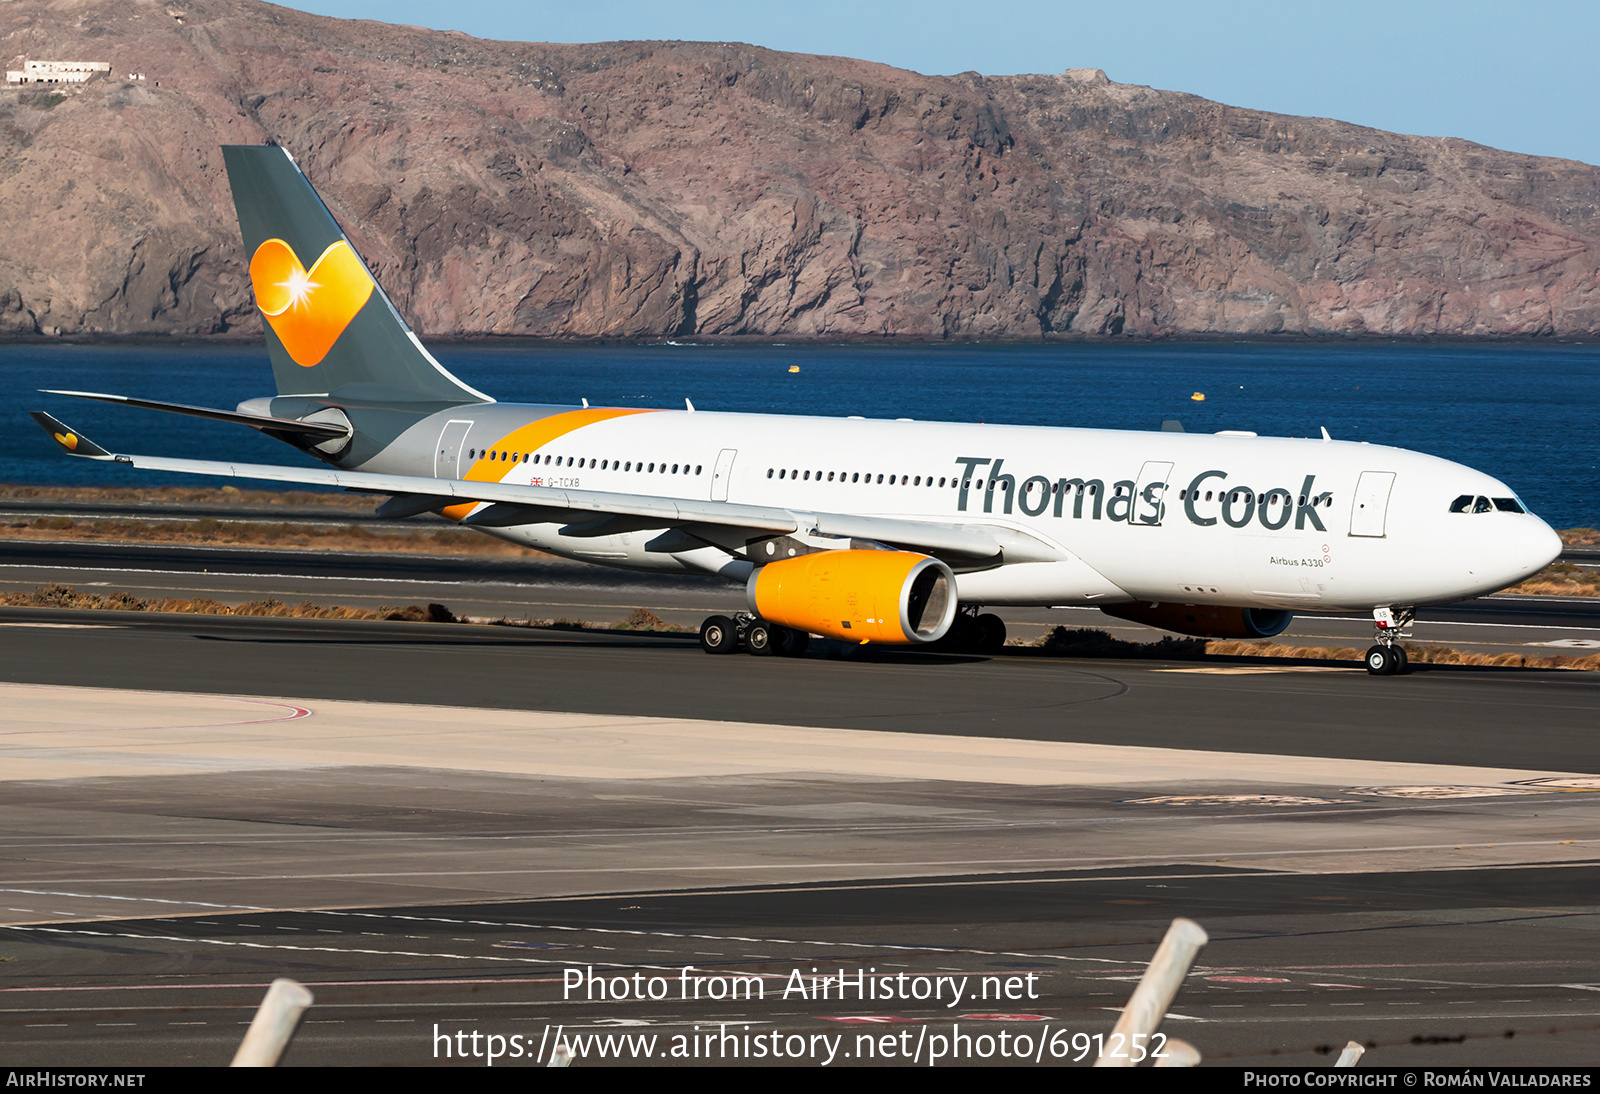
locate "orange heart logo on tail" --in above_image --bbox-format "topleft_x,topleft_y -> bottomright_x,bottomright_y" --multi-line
249,239 -> 375,367
53,432 -> 78,451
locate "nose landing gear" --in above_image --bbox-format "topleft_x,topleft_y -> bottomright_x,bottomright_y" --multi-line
1365,606 -> 1415,675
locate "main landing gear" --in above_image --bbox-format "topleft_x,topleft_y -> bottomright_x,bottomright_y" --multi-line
699,612 -> 811,657
1364,606 -> 1415,676
696,607 -> 1008,657
936,606 -> 1007,654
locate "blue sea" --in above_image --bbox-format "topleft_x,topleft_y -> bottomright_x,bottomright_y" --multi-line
2,341 -> 1597,528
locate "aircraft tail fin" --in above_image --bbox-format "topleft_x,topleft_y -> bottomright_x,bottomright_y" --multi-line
221,145 -> 489,407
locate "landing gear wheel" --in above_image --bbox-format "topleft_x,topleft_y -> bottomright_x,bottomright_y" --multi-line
941,614 -> 979,653
745,621 -> 777,656
974,613 -> 1007,654
776,627 -> 810,658
1392,645 -> 1409,675
700,615 -> 738,655
1365,644 -> 1400,676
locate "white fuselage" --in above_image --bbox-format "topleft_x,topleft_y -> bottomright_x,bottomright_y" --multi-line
366,405 -> 1561,612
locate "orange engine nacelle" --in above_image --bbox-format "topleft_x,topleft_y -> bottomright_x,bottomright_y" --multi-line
1100,602 -> 1295,640
747,549 -> 958,644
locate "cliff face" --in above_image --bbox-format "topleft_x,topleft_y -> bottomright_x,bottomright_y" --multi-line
3,0 -> 1599,340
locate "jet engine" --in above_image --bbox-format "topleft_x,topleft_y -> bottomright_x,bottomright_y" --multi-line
1100,602 -> 1294,639
747,549 -> 957,644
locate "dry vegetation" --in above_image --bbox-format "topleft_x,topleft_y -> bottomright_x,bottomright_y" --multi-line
1506,561 -> 1600,597
0,484 -> 370,508
0,585 -> 690,633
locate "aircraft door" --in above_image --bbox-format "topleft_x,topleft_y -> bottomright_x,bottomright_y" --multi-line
435,419 -> 474,479
1131,461 -> 1175,526
1349,471 -> 1396,537
711,448 -> 738,501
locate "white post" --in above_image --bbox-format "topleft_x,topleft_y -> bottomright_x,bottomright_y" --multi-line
1153,1037 -> 1201,1067
548,1044 -> 573,1067
1094,917 -> 1209,1067
1335,1040 -> 1366,1067
230,978 -> 314,1067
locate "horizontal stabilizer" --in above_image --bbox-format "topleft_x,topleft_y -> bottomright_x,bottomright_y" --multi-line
41,389 -> 351,440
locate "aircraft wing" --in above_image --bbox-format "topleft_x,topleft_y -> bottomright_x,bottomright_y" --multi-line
29,412 -> 1009,562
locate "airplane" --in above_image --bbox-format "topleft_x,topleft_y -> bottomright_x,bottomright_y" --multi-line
30,145 -> 1562,675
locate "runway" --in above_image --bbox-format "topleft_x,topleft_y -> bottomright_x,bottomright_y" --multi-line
3,572 -> 1600,1066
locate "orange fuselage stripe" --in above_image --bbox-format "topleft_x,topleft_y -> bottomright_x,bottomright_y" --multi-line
440,407 -> 661,521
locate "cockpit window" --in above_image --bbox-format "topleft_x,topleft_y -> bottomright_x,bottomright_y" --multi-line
1493,497 -> 1526,513
1449,494 -> 1474,513
1472,496 -> 1493,513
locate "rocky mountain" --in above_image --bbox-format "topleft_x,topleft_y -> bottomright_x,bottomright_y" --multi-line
2,0 -> 1598,340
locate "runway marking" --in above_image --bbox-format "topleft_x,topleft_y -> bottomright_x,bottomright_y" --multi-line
3,925 -> 580,967
0,888 -> 266,911
310,910 -> 1135,965
0,623 -> 126,630
0,685 -> 313,736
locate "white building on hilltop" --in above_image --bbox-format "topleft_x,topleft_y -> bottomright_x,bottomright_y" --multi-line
4,60 -> 111,87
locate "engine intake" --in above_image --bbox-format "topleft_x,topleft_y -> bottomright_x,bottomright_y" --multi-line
748,549 -> 957,644
1100,602 -> 1294,639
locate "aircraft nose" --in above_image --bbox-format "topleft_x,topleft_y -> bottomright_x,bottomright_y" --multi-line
1527,518 -> 1563,572
1494,517 -> 1562,587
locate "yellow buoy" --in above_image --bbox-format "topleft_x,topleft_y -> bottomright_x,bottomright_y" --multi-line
1190,392 -> 1206,401
788,365 -> 801,373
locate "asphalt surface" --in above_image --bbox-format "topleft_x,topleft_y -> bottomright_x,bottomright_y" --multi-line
6,865 -> 1600,1067
2,609 -> 1598,769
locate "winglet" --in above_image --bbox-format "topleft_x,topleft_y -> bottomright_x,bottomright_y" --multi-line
1320,426 -> 1332,442
29,412 -> 118,460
